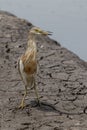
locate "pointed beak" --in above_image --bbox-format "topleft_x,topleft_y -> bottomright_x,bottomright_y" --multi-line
47,31 -> 52,35
41,30 -> 52,36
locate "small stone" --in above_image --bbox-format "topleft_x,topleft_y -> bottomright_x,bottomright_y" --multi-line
40,45 -> 44,48
6,48 -> 10,53
54,127 -> 63,130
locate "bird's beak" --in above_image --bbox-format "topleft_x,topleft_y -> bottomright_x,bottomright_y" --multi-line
41,30 -> 52,35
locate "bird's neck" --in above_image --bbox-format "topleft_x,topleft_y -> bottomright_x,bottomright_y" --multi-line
25,35 -> 37,58
27,34 -> 37,50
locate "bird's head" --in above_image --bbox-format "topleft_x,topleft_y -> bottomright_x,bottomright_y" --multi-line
29,27 -> 52,36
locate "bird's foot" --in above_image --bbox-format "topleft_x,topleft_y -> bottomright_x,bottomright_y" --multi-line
37,100 -> 41,107
33,100 -> 41,107
18,102 -> 25,109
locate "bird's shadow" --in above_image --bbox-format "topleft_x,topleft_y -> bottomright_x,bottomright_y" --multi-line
28,100 -> 61,114
12,100 -> 61,115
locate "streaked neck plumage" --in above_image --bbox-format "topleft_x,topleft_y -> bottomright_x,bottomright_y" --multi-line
27,34 -> 37,50
24,34 -> 37,61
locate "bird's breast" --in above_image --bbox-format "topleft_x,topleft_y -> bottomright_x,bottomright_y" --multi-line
19,59 -> 35,86
24,60 -> 37,75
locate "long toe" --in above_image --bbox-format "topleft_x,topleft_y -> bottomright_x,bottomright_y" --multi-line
34,100 -> 41,107
18,102 -> 25,109
37,100 -> 41,107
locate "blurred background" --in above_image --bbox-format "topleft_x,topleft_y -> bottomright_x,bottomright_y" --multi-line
0,0 -> 87,61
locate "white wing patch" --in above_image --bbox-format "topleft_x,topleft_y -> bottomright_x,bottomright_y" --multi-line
19,59 -> 27,85
20,59 -> 24,74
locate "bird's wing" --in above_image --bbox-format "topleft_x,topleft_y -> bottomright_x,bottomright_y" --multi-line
18,58 -> 24,81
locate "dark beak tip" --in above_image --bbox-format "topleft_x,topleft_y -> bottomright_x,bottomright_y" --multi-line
48,33 -> 52,35
47,31 -> 52,35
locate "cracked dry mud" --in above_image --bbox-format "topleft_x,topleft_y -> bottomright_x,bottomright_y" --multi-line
0,11 -> 87,130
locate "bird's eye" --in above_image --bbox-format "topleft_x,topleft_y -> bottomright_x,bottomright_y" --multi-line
35,29 -> 39,32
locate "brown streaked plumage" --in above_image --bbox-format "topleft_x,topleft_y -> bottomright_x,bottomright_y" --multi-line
18,26 -> 52,109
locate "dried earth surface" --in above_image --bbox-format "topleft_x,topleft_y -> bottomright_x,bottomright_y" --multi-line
0,11 -> 87,130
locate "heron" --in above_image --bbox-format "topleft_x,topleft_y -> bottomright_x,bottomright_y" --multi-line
18,27 -> 52,109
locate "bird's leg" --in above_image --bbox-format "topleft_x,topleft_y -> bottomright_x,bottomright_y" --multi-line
33,79 -> 40,106
19,85 -> 27,109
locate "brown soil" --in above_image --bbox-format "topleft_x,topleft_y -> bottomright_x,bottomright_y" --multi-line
0,11 -> 87,130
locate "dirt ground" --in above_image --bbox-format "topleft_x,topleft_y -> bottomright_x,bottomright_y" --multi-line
0,11 -> 87,130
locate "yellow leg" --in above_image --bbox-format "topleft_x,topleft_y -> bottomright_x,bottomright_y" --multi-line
33,79 -> 40,105
19,86 -> 27,109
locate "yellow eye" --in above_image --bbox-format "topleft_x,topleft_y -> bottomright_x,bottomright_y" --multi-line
35,29 -> 39,32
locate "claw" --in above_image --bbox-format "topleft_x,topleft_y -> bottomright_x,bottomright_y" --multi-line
37,100 -> 41,107
18,102 -> 25,109
32,100 -> 41,107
